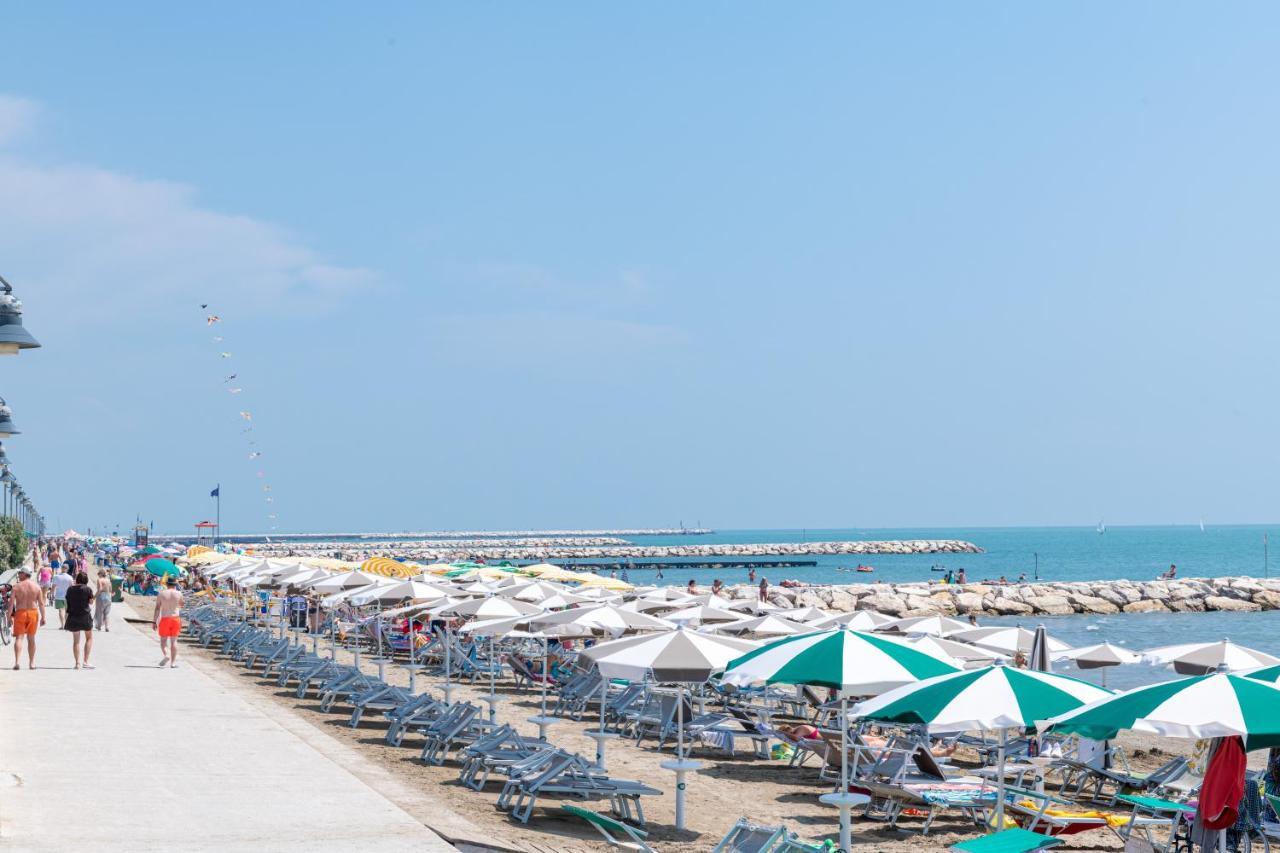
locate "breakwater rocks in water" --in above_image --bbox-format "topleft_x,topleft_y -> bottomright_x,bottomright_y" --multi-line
250,539 -> 982,562
770,576 -> 1280,617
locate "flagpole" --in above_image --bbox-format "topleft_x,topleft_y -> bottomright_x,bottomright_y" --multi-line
216,484 -> 221,544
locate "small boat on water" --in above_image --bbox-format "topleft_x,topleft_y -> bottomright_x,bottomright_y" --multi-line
855,564 -> 874,573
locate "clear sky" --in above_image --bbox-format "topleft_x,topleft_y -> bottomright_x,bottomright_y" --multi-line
2,3 -> 1278,534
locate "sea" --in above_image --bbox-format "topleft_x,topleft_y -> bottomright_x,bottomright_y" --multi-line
582,525 -> 1280,690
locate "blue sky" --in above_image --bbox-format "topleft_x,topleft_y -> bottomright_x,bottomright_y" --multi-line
3,3 -> 1279,534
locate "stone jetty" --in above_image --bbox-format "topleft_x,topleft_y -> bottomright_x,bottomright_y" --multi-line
249,539 -> 981,562
759,576 -> 1280,617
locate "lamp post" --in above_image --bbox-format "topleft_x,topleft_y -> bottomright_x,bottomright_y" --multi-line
0,398 -> 19,438
0,277 -> 40,355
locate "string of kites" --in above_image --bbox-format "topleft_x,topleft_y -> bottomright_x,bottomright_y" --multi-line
202,306 -> 279,534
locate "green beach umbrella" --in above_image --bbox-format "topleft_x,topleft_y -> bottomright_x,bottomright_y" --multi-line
1245,664 -> 1280,684
854,664 -> 1112,832
140,544 -> 163,555
144,558 -> 181,578
723,630 -> 960,852
1045,671 -> 1280,750
722,628 -> 960,695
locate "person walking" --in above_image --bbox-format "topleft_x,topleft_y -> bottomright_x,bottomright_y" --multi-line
8,569 -> 45,670
152,577 -> 183,668
50,568 -> 74,628
93,569 -> 112,631
64,571 -> 95,670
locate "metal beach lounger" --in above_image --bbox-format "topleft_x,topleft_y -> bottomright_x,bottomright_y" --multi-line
561,804 -> 655,853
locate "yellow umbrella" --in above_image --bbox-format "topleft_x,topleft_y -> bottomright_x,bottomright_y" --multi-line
421,562 -> 459,575
361,557 -> 406,577
301,557 -> 355,571
187,544 -> 213,557
578,576 -> 635,592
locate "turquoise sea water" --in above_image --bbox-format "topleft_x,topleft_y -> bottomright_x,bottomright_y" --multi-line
609,525 -> 1280,687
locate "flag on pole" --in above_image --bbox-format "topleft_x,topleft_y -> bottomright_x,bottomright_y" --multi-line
210,486 -> 220,497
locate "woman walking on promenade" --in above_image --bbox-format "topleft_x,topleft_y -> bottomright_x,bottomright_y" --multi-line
94,569 -> 112,631
64,571 -> 95,669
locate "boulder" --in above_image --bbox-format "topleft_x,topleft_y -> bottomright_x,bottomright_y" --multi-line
1026,594 -> 1075,615
990,597 -> 1034,616
1205,596 -> 1262,612
953,592 -> 986,615
928,593 -> 959,615
1067,593 -> 1120,615
1166,597 -> 1206,612
1122,600 -> 1169,614
1092,587 -> 1129,608
1253,590 -> 1280,610
859,593 -> 908,616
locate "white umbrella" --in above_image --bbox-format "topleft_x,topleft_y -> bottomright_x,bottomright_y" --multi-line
348,580 -> 449,606
439,596 -> 544,620
780,606 -> 834,623
531,604 -> 675,637
708,613 -> 815,638
662,604 -> 743,626
879,614 -> 974,637
903,635 -> 1002,668
1142,639 -> 1280,675
309,570 -> 380,593
580,628 -> 759,830
949,625 -> 1071,656
807,610 -> 894,631
1053,642 -> 1141,687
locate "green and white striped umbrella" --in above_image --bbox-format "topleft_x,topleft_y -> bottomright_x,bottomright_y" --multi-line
721,628 -> 960,696
1045,672 -> 1280,749
1245,664 -> 1280,683
852,664 -> 1112,732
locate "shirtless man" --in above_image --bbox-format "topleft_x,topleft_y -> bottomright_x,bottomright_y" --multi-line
8,569 -> 46,670
152,577 -> 183,668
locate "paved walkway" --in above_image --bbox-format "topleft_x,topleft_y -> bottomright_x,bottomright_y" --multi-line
0,598 -> 455,852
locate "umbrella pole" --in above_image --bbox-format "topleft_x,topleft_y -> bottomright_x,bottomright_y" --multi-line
487,635 -> 497,721
995,728 -> 1006,832
840,697 -> 852,852
408,615 -> 417,694
329,607 -> 336,660
675,684 -> 686,830
541,636 -> 549,718
443,622 -> 452,704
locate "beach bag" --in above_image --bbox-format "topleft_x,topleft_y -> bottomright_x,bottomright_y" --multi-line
771,743 -> 794,761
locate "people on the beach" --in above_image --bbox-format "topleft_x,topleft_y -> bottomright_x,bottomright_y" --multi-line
50,568 -> 74,627
8,568 -> 45,670
758,577 -> 769,602
956,568 -> 967,584
747,567 -> 756,583
1018,572 -> 1027,583
64,571 -> 95,669
153,577 -> 183,668
37,563 -> 52,603
686,579 -> 697,595
711,578 -> 724,596
1160,563 -> 1178,579
94,569 -> 112,631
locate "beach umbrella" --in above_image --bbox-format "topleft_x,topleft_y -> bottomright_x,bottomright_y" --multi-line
900,635 -> 993,668
949,626 -> 1071,657
1044,671 -> 1280,750
879,614 -> 974,637
723,629 -> 961,852
854,664 -> 1112,833
724,597 -> 783,614
580,627 -> 759,831
348,580 -> 448,606
1053,642 -> 1141,687
577,576 -> 634,592
308,570 -> 379,593
438,596 -> 543,620
139,544 -> 163,556
1141,639 -> 1280,675
144,558 -> 181,578
708,613 -> 815,638
662,604 -> 742,625
1243,664 -> 1280,684
573,587 -> 624,602
1028,625 -> 1052,673
807,610 -> 894,631
530,603 -> 675,637
780,606 -> 833,623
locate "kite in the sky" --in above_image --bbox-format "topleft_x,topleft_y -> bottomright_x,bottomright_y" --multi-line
239,411 -> 252,421
228,388 -> 242,394
206,315 -> 221,325
201,303 -> 208,309
249,451 -> 261,459
224,374 -> 237,382
220,352 -> 232,358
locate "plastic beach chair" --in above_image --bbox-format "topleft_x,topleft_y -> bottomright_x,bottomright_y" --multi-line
710,817 -> 788,852
561,804 -> 655,852
950,827 -> 1063,853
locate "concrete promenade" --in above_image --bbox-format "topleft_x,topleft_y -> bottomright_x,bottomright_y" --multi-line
0,599 -> 455,852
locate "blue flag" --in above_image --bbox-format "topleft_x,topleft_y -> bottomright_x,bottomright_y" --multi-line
210,486 -> 220,497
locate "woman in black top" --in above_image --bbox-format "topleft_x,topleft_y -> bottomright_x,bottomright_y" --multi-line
64,571 -> 95,669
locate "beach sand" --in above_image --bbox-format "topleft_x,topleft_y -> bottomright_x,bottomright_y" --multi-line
125,594 -> 1261,852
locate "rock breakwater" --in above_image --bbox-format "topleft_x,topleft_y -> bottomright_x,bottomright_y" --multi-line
251,539 -> 982,562
767,576 -> 1280,617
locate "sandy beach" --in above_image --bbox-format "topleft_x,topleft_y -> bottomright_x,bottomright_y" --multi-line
124,593 -> 1266,852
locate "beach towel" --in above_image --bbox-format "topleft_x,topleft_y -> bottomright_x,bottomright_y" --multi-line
1199,736 -> 1245,830
1015,799 -> 1131,829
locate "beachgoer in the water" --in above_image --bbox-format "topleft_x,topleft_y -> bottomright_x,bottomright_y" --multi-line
711,579 -> 723,596
686,580 -> 696,595
747,568 -> 756,583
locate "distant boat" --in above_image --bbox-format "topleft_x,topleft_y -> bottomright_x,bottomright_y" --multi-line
1199,518 -> 1206,533
1097,520 -> 1106,535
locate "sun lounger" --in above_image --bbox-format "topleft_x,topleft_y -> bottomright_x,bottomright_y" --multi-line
459,725 -> 554,790
347,684 -> 415,728
1058,756 -> 1188,804
384,693 -> 446,747
711,818 -> 788,852
561,803 -> 655,852
1001,785 -> 1120,836
950,827 -> 1062,853
317,670 -> 383,713
501,751 -> 662,825
859,778 -> 995,835
418,701 -> 485,765
1113,793 -> 1194,853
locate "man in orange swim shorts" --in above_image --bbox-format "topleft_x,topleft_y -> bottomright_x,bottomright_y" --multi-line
8,568 -> 46,670
152,576 -> 183,668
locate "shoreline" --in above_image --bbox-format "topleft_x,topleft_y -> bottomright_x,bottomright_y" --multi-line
764,575 -> 1280,617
